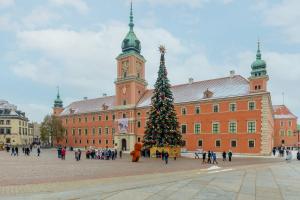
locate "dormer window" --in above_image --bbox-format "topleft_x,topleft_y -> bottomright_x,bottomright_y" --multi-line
102,103 -> 108,110
123,100 -> 127,105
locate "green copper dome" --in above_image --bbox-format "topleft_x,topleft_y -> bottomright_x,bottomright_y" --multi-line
54,87 -> 63,108
121,2 -> 141,54
251,41 -> 267,77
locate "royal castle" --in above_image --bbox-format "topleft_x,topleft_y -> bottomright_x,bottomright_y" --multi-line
53,5 -> 298,155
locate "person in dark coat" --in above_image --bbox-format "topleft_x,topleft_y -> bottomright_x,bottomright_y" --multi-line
228,151 -> 233,162
222,151 -> 226,161
207,151 -> 211,164
202,151 -> 206,164
165,152 -> 169,164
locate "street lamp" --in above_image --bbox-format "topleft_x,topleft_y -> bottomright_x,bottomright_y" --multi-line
293,129 -> 300,151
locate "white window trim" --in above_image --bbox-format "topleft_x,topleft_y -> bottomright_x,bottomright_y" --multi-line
215,139 -> 221,147
247,121 -> 256,133
229,103 -> 237,112
248,101 -> 256,111
230,139 -> 237,148
181,124 -> 187,134
194,123 -> 201,134
213,104 -> 219,113
181,107 -> 187,115
248,139 -> 255,148
228,121 -> 237,133
212,122 -> 220,134
195,106 -> 201,114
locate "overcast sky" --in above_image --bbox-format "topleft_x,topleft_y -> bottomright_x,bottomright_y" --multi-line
0,0 -> 299,123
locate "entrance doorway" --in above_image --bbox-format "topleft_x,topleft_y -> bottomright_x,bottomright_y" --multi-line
121,139 -> 127,151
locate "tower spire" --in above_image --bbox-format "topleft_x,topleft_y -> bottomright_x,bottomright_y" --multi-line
129,1 -> 134,31
57,86 -> 60,99
256,39 -> 261,60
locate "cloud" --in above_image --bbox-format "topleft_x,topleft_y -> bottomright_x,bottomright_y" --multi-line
0,14 -> 18,31
0,0 -> 14,8
133,0 -> 232,8
263,0 -> 300,43
50,0 -> 89,14
18,103 -> 51,122
22,7 -> 61,29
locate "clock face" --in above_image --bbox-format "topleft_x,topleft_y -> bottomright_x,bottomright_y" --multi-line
122,86 -> 126,94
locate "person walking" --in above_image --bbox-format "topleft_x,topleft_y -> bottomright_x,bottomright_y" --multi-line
202,151 -> 206,164
228,150 -> 232,162
207,151 -> 211,164
61,148 -> 66,160
212,152 -> 218,164
272,147 -> 276,156
15,146 -> 19,156
222,151 -> 226,161
37,147 -> 41,157
119,150 -> 122,159
165,151 -> 169,164
78,149 -> 81,160
11,147 -> 15,156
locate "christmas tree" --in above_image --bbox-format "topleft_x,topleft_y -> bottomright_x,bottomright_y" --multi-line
143,45 -> 183,148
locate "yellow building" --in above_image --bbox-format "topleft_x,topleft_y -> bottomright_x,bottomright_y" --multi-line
0,100 -> 34,146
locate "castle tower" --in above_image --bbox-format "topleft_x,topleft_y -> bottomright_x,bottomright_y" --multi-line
53,87 -> 64,116
114,2 -> 147,107
249,40 -> 269,92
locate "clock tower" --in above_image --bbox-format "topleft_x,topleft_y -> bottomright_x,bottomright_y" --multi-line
114,3 -> 147,108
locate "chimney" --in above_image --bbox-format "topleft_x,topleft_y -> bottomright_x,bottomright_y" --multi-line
83,97 -> 88,100
230,70 -> 235,78
103,93 -> 107,97
188,77 -> 194,84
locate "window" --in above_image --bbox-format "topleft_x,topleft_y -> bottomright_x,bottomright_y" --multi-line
0,120 -> 3,125
288,130 -> 292,136
229,121 -> 237,133
72,129 -> 75,135
181,107 -> 187,115
106,140 -> 108,144
212,122 -> 220,134
288,121 -> 292,127
213,104 -> 219,113
195,106 -> 200,114
280,130 -> 285,136
182,140 -> 186,146
112,128 -> 115,134
138,137 -> 141,142
19,127 -> 21,135
123,100 -> 126,105
248,101 -> 255,111
87,140 -> 89,144
92,116 -> 95,121
280,121 -> 284,127
73,118 -> 75,123
229,103 -> 236,112
105,127 -> 109,134
75,139 -> 77,144
123,113 -> 126,118
137,112 -> 141,116
98,115 -> 102,121
99,139 -> 101,144
92,127 -> 95,135
247,121 -> 256,133
248,140 -> 255,148
194,123 -> 201,134
105,115 -> 109,121
98,127 -> 102,134
137,121 -> 141,128
112,114 -> 115,120
6,120 -> 10,125
79,140 -> 81,144
78,128 -> 81,135
65,118 -> 68,124
84,128 -> 88,135
78,117 -> 81,123
181,124 -> 187,134
85,117 -> 88,122
93,140 -> 95,144
215,140 -> 221,147
231,140 -> 237,148
65,139 -> 68,143
198,140 -> 203,147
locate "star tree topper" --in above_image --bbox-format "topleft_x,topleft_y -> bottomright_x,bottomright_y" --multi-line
159,45 -> 166,55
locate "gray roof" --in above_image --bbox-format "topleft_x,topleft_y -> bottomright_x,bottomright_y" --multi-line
0,100 -> 27,119
60,96 -> 115,116
137,75 -> 250,107
60,75 -> 253,115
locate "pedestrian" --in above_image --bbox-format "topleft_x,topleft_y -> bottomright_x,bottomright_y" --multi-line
165,151 -> 169,164
78,149 -> 81,160
212,152 -> 218,164
272,147 -> 276,156
297,151 -> 300,160
75,150 -> 79,161
222,151 -> 226,161
202,151 -> 206,164
161,150 -> 165,161
37,147 -> 41,156
61,148 -> 66,160
228,150 -> 232,162
11,147 -> 15,156
15,146 -> 19,156
207,151 -> 211,164
115,149 -> 118,159
119,150 -> 122,159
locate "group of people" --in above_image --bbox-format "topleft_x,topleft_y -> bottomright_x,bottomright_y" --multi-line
6,144 -> 41,157
155,150 -> 170,164
197,150 -> 233,164
85,148 -> 120,160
